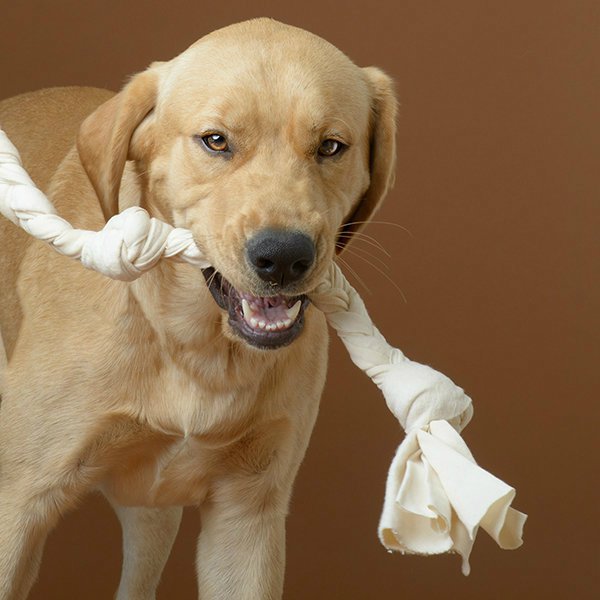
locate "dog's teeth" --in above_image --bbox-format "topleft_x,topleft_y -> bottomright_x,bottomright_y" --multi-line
242,299 -> 252,321
243,298 -> 300,332
286,300 -> 302,322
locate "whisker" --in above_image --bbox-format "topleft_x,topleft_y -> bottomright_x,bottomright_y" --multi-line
205,270 -> 219,289
341,244 -> 391,272
336,246 -> 408,305
334,251 -> 372,296
367,261 -> 407,304
343,220 -> 414,238
337,231 -> 391,256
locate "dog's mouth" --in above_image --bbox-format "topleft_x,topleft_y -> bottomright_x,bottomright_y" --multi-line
202,268 -> 310,350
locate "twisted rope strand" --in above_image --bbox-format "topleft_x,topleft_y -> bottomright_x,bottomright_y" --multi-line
0,129 -> 208,281
312,263 -> 474,431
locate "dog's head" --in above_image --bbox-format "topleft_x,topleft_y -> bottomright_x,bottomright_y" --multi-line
77,19 -> 397,350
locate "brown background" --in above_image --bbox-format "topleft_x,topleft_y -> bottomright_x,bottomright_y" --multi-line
1,1 -> 598,598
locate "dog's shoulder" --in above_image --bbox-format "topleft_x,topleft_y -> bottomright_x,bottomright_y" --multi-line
0,87 -> 114,193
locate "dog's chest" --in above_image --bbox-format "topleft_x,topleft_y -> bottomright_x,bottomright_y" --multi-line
104,363 -> 266,507
105,434 -> 213,506
140,361 -> 262,437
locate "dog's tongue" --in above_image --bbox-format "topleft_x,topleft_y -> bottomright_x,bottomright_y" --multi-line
239,293 -> 302,332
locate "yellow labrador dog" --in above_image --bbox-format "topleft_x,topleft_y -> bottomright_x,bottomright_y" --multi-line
0,18 -> 396,599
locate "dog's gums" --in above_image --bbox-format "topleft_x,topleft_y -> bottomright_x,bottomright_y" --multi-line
202,267 -> 309,349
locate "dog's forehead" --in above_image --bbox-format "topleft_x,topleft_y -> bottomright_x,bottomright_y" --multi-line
157,21 -> 371,132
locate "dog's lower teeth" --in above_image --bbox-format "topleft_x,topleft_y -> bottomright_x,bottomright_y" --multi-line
241,295 -> 302,333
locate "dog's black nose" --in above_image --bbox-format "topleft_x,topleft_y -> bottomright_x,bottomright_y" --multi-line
246,229 -> 315,286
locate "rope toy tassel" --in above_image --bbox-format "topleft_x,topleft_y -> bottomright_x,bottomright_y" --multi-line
312,266 -> 527,575
0,128 -> 526,573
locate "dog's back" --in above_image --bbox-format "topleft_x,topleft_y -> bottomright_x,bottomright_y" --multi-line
0,87 -> 112,370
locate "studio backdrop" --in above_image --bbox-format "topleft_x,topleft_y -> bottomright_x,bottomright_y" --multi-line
1,1 -> 597,598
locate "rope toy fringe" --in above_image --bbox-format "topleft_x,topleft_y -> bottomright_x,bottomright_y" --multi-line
0,127 -> 526,574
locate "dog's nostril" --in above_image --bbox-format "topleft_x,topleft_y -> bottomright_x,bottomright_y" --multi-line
255,257 -> 274,270
291,259 -> 311,276
247,229 -> 315,287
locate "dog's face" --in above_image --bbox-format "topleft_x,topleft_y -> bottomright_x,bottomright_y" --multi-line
78,19 -> 397,349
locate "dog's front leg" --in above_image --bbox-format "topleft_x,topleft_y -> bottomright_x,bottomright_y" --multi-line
193,341 -> 325,599
0,485 -> 64,600
108,500 -> 183,600
0,421 -> 82,599
196,486 -> 287,600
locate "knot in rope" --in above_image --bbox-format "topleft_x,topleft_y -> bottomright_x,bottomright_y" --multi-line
0,129 -> 208,281
315,263 -> 473,432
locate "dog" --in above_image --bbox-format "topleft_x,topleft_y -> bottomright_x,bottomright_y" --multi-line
0,18 -> 396,599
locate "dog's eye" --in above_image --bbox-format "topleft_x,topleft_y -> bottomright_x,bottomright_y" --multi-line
318,139 -> 345,157
201,133 -> 229,153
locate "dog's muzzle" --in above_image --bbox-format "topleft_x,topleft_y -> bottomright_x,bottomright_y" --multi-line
202,268 -> 310,349
201,230 -> 315,349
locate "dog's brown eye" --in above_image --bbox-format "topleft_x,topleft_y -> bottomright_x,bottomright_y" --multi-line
318,139 -> 344,157
202,133 -> 229,153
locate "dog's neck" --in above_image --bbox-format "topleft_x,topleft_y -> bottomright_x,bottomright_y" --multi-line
128,259 -> 284,393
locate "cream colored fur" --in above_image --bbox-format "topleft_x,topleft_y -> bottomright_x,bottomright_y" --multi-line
0,19 -> 396,599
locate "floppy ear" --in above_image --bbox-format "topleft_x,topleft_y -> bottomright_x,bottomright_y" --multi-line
337,67 -> 397,252
77,68 -> 158,221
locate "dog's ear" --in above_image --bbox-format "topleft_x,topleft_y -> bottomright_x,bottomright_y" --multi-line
77,68 -> 159,221
337,67 -> 397,252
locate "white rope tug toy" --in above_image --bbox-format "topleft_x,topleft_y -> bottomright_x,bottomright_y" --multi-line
0,128 -> 526,574
0,130 -> 209,280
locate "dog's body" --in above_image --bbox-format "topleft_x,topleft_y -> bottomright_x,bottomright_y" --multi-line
0,19 -> 396,599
